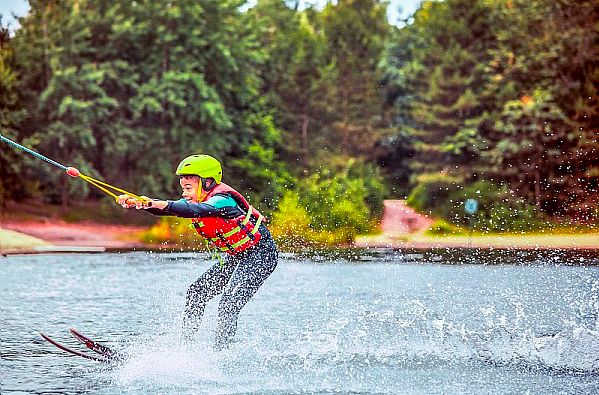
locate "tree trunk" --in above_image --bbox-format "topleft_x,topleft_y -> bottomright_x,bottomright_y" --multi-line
342,83 -> 350,154
61,175 -> 69,212
162,43 -> 170,75
42,4 -> 51,86
534,169 -> 541,210
300,113 -> 309,168
94,127 -> 104,175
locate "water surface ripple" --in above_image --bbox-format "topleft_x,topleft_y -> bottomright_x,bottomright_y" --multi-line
1,250 -> 598,394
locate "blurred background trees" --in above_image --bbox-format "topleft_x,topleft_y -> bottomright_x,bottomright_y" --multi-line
1,0 -> 597,238
382,0 -> 598,228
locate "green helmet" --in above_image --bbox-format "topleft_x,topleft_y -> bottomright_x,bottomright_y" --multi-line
175,154 -> 222,183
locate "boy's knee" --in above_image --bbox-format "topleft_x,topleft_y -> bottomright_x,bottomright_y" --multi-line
218,291 -> 247,317
186,282 -> 211,305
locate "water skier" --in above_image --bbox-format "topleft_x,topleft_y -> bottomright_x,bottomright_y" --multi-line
117,154 -> 278,350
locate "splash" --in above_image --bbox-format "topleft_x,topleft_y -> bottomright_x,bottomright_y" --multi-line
334,301 -> 599,374
112,333 -> 226,390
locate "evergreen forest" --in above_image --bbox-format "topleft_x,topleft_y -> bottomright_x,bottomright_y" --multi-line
1,0 -> 597,244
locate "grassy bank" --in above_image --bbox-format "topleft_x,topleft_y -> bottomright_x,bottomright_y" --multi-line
355,231 -> 599,250
0,228 -> 50,253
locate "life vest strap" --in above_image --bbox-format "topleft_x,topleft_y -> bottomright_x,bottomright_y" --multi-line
215,236 -> 251,252
251,215 -> 263,234
210,225 -> 241,241
223,226 -> 241,238
230,236 -> 251,250
241,208 -> 252,225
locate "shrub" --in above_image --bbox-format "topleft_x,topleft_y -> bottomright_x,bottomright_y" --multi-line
299,163 -> 384,235
406,172 -> 463,216
346,160 -> 387,219
141,216 -> 201,247
269,191 -> 349,248
447,181 -> 545,232
425,219 -> 465,236
269,160 -> 387,247
407,175 -> 546,232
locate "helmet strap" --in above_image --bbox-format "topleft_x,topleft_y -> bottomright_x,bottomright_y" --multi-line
201,177 -> 217,192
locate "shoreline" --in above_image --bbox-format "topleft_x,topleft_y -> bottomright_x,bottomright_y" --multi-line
353,232 -> 599,251
2,199 -> 596,255
0,219 -> 148,255
2,221 -> 597,255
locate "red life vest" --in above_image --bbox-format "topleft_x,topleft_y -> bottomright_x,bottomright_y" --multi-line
190,183 -> 267,255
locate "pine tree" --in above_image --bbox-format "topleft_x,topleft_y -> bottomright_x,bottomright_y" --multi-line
481,0 -> 598,217
0,21 -> 27,202
249,0 -> 328,170
404,0 -> 495,175
320,0 -> 390,157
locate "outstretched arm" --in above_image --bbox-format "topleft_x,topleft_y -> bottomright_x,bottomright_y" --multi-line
116,194 -> 168,213
116,194 -> 242,218
158,198 -> 242,218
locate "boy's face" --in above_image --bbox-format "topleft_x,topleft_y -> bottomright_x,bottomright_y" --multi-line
180,176 -> 201,202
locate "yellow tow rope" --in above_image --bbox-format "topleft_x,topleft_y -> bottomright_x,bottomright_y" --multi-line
78,173 -> 150,204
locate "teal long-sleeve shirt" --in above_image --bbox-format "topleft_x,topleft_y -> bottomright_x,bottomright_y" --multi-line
146,194 -> 244,219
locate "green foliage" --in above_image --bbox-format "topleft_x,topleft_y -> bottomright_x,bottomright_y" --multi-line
407,175 -> 545,232
382,0 -> 598,222
5,0 -> 287,205
302,161 -> 385,233
228,114 -> 294,211
270,160 -> 387,246
249,0 -> 328,169
269,190 -> 344,248
320,0 -> 391,157
446,181 -> 545,232
406,172 -> 464,215
0,22 -> 27,202
425,219 -> 464,236
375,132 -> 416,197
383,0 -> 496,176
2,0 -> 596,237
345,159 -> 388,219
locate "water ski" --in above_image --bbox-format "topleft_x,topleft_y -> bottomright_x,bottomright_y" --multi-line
69,328 -> 121,360
40,329 -> 122,363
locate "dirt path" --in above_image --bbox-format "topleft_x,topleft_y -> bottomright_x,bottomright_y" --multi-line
380,200 -> 434,235
354,199 -> 434,248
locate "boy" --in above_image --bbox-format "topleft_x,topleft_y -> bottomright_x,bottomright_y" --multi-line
118,154 -> 278,349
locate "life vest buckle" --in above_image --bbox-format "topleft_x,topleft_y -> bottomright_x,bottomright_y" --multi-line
237,219 -> 256,241
217,234 -> 235,252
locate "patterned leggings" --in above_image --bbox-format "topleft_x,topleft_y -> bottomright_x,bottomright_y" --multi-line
182,225 -> 278,349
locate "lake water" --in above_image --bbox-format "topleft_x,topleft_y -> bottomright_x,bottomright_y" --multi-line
1,249 -> 598,394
